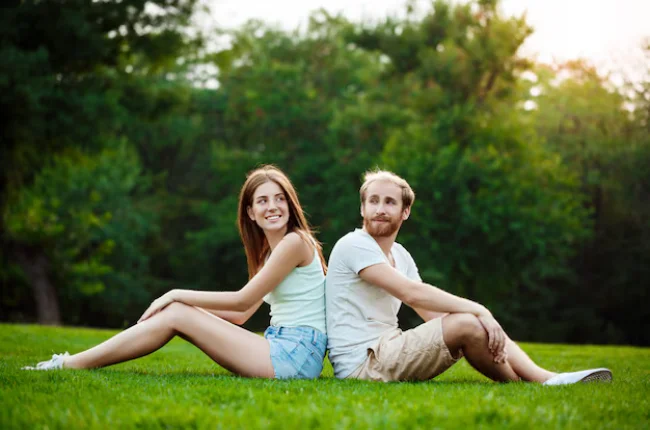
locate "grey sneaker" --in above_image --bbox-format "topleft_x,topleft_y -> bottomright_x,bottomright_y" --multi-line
22,352 -> 70,370
543,368 -> 612,385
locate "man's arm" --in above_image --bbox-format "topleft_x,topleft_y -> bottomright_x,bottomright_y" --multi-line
360,263 -> 486,315
412,307 -> 448,322
359,263 -> 506,354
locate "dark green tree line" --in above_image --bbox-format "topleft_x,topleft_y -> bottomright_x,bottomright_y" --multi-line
1,0 -> 202,324
1,1 -> 647,345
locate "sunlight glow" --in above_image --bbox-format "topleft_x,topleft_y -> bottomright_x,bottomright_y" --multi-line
204,0 -> 649,77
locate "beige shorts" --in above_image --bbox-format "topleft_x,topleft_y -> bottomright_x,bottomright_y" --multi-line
348,317 -> 461,382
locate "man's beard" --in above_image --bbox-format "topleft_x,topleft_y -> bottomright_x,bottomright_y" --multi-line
363,216 -> 401,237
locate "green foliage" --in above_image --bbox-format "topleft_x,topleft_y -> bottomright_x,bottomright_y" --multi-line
5,145 -> 155,324
0,0 -> 201,193
340,1 -> 591,332
205,14 -> 389,248
1,0 -> 648,344
0,0 -> 202,325
2,324 -> 649,429
531,60 -> 650,344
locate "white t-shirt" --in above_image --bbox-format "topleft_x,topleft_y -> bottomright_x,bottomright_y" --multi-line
325,228 -> 421,378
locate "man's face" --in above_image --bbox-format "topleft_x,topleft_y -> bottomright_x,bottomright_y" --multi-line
361,180 -> 410,238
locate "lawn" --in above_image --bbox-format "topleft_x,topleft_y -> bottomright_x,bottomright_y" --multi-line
1,324 -> 648,429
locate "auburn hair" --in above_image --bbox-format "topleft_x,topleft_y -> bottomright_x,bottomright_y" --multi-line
237,165 -> 327,279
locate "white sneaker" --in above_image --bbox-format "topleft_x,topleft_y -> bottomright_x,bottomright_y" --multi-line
543,368 -> 612,386
22,352 -> 70,370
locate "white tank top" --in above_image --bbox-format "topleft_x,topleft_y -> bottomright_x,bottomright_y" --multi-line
263,247 -> 326,334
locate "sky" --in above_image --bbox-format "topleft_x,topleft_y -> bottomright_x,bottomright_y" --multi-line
203,0 -> 649,79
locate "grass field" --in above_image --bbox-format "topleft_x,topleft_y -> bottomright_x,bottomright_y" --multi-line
1,324 -> 648,429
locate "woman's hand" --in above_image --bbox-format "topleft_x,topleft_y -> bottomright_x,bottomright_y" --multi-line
138,290 -> 178,323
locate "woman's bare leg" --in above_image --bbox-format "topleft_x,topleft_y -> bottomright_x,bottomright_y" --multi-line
64,302 -> 274,378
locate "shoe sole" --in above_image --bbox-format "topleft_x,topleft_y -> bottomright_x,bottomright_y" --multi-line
580,370 -> 612,383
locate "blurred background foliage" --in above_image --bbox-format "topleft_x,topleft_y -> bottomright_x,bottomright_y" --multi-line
1,0 -> 648,345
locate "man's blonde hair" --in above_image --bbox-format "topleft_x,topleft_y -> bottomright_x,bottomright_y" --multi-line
360,169 -> 415,209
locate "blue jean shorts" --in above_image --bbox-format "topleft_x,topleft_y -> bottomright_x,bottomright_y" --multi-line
264,326 -> 327,379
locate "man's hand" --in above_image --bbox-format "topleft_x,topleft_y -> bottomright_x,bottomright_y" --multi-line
138,290 -> 177,323
493,349 -> 508,364
477,313 -> 508,363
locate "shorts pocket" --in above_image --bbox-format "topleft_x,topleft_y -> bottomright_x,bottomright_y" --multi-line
295,344 -> 325,379
268,329 -> 326,379
299,335 -> 325,356
269,338 -> 302,379
275,338 -> 300,355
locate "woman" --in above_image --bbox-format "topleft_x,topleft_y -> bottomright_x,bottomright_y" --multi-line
24,165 -> 328,379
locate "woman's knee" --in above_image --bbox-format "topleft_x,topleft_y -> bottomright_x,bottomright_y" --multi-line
160,301 -> 194,329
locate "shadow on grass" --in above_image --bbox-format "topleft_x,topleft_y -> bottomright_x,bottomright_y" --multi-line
93,369 -> 502,388
92,368 -> 238,379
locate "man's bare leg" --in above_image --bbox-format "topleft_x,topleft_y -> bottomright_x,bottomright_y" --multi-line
441,313 -> 520,382
441,313 -> 556,382
503,337 -> 556,382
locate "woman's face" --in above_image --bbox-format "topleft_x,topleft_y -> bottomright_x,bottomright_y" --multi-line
247,180 -> 290,234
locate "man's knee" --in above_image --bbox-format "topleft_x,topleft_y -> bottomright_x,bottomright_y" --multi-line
443,313 -> 486,345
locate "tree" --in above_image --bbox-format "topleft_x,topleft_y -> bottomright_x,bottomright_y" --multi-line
1,0 -> 201,324
5,145 -> 155,325
532,57 -> 650,344
342,0 -> 591,335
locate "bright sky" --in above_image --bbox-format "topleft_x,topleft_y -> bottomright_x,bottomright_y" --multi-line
204,0 -> 649,79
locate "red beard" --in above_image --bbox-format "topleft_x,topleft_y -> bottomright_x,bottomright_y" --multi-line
363,216 -> 401,237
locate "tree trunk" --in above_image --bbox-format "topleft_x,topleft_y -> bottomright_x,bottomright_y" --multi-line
15,246 -> 61,325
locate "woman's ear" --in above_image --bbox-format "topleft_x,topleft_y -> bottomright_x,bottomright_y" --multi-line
247,206 -> 255,221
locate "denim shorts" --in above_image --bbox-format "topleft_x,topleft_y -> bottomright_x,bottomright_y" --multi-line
264,326 -> 327,379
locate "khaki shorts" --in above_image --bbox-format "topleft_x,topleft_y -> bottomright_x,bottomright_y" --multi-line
348,317 -> 461,382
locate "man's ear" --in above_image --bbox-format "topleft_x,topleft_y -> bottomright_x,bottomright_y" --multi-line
360,203 -> 364,217
402,206 -> 411,221
247,206 -> 255,221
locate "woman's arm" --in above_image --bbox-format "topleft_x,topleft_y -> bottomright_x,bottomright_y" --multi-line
171,233 -> 310,310
138,233 -> 311,322
200,299 -> 264,325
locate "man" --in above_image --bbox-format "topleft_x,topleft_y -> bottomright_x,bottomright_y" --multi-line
325,169 -> 612,384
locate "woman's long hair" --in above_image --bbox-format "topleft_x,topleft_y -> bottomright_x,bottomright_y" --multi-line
237,165 -> 327,279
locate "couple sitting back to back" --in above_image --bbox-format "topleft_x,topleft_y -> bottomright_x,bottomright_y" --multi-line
25,166 -> 611,386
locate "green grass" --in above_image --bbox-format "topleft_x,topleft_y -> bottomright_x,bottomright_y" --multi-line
1,324 -> 648,429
